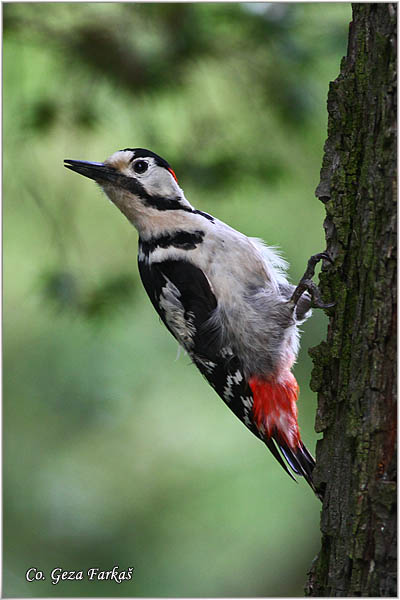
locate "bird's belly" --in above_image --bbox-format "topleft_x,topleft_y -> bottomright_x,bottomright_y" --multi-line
190,236 -> 299,377
205,275 -> 298,379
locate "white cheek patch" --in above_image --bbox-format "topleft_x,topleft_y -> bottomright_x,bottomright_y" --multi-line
141,168 -> 182,199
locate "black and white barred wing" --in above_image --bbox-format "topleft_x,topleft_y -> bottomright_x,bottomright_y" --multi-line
138,257 -> 297,479
138,258 -> 219,357
139,259 -> 246,404
138,258 -> 255,427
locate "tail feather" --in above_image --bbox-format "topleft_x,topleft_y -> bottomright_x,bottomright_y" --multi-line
277,440 -> 315,486
264,438 -> 297,482
274,438 -> 320,500
266,436 -> 322,500
279,444 -> 302,475
249,373 -> 322,499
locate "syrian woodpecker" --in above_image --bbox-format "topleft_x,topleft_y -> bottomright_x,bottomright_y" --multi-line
64,148 -> 332,497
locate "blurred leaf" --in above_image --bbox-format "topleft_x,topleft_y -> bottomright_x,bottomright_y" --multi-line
40,269 -> 138,320
30,98 -> 58,132
41,269 -> 80,311
82,273 -> 138,320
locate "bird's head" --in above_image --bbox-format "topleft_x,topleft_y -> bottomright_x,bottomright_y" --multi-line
64,148 -> 193,235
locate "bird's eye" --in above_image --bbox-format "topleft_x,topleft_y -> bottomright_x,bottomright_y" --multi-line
133,160 -> 148,174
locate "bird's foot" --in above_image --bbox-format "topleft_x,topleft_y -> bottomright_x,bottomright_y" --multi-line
290,252 -> 334,309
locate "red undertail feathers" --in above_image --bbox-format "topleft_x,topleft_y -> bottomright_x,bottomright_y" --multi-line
250,373 -> 301,448
249,374 -> 318,496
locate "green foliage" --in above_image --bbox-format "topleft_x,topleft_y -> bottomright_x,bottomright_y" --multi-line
4,3 -> 350,597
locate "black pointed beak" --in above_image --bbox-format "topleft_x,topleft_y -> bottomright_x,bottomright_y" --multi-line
64,159 -> 119,184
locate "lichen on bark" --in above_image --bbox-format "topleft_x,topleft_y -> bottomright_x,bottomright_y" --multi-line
305,4 -> 397,597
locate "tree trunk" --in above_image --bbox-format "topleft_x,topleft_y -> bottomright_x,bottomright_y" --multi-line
305,4 -> 397,597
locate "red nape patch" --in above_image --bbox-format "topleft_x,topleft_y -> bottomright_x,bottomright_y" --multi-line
168,167 -> 178,183
249,374 -> 301,449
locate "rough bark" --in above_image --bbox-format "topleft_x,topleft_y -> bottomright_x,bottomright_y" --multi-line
305,4 -> 397,597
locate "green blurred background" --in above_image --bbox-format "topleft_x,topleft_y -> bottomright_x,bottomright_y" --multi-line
4,3 -> 351,597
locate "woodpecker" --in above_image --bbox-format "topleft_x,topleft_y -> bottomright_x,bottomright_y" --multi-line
64,148 -> 332,497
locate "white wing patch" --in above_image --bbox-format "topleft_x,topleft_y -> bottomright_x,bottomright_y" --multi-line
223,369 -> 244,403
240,395 -> 254,429
159,279 -> 196,349
195,356 -> 217,374
220,346 -> 234,359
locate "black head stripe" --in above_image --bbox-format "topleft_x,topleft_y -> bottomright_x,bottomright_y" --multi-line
116,149 -> 215,221
115,170 -> 215,218
121,148 -> 173,171
114,172 -> 181,210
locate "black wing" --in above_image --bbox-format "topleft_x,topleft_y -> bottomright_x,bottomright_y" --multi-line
138,258 -> 255,421
138,258 -> 219,358
138,257 -> 309,483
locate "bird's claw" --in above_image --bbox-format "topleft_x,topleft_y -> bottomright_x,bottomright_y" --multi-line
302,251 -> 333,278
317,251 -> 333,265
290,251 -> 334,309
